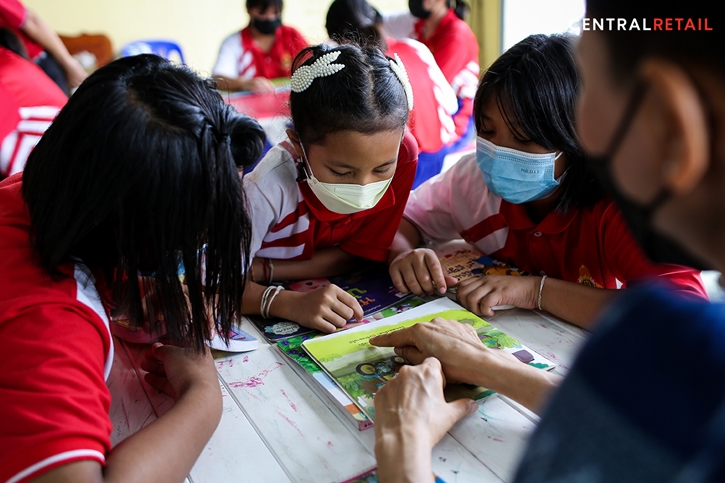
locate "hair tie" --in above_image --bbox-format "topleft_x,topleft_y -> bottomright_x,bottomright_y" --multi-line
389,54 -> 414,111
290,51 -> 346,93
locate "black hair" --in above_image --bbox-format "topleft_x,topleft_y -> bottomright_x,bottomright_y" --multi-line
22,54 -> 265,352
586,0 -> 722,85
447,0 -> 469,20
246,0 -> 282,13
290,43 -> 409,145
475,33 -> 603,212
326,0 -> 384,48
0,28 -> 29,59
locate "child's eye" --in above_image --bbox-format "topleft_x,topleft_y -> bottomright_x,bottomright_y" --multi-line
374,167 -> 392,175
514,137 -> 532,144
330,169 -> 352,177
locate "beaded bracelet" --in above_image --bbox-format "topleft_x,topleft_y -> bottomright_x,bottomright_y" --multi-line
264,285 -> 284,318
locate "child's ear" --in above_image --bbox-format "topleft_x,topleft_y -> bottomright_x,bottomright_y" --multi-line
286,128 -> 304,158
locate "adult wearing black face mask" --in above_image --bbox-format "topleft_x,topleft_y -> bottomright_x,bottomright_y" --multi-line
383,0 -> 478,148
213,0 -> 308,93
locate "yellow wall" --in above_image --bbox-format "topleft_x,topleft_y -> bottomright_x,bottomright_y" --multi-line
23,0 -> 408,75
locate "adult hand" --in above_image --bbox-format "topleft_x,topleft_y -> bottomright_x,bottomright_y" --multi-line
282,284 -> 364,333
374,358 -> 477,483
389,248 -> 458,295
456,275 -> 540,317
140,342 -> 219,401
370,317 -> 521,385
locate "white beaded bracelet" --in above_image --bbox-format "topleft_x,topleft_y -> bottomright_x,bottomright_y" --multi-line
537,275 -> 547,311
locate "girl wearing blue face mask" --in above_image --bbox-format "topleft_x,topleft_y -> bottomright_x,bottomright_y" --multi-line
242,43 -> 418,333
388,33 -> 706,328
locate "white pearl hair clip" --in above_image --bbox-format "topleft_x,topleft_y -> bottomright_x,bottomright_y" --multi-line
290,51 -> 346,93
389,53 -> 414,111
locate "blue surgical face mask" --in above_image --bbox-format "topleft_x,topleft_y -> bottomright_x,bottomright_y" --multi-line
475,137 -> 565,204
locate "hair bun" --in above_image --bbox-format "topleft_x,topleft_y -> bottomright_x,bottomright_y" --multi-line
227,114 -> 266,169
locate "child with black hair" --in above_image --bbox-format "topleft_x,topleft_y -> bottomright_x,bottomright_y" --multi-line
388,33 -> 706,328
384,0 -> 478,147
243,42 -> 418,333
0,55 -> 265,482
213,0 -> 307,93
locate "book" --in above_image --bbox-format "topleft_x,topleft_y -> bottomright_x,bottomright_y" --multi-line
250,266 -> 426,342
277,335 -> 373,431
207,319 -> 259,352
301,297 -> 556,421
439,249 -> 527,310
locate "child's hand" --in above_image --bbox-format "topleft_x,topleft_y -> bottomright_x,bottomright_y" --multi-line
141,342 -> 220,401
456,275 -> 540,317
285,284 -> 364,333
389,248 -> 458,295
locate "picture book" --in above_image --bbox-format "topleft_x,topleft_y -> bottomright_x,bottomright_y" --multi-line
207,318 -> 259,353
302,298 -> 556,421
439,249 -> 527,309
277,335 -> 373,431
250,266 -> 426,341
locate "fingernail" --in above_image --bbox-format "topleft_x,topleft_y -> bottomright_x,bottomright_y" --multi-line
469,400 -> 478,413
439,287 -> 446,294
394,347 -> 402,356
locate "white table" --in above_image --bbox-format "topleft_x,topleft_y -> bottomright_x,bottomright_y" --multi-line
108,305 -> 586,483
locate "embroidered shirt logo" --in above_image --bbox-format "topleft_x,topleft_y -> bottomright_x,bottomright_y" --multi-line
578,265 -> 602,288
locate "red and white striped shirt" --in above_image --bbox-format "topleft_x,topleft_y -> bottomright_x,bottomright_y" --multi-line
213,25 -> 307,81
245,132 -> 418,263
0,48 -> 66,179
0,174 -> 114,483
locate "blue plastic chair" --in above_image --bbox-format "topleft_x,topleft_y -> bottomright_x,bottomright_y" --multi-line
120,40 -> 185,64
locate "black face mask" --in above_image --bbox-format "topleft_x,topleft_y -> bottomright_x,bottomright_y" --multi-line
252,16 -> 282,35
587,82 -> 710,271
409,0 -> 432,19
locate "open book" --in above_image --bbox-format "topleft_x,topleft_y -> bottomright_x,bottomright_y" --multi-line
250,266 -> 426,341
302,298 -> 556,421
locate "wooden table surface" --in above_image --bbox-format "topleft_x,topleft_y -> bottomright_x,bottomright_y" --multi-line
108,304 -> 587,483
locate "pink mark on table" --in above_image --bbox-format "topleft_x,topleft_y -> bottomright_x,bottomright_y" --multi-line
326,441 -> 334,448
280,389 -> 298,412
493,437 -> 504,442
242,355 -> 249,363
276,410 -> 304,437
227,361 -> 284,389
215,359 -> 234,369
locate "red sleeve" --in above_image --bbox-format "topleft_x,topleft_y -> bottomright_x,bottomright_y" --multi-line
0,302 -> 112,483
0,0 -> 26,29
339,132 -> 418,262
599,201 -> 707,298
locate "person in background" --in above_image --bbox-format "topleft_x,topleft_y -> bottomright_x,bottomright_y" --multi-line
213,0 -> 307,93
387,34 -> 706,329
384,0 -> 479,149
0,54 -> 266,483
0,0 -> 87,93
326,0 -> 458,188
242,43 -> 417,333
372,0 -> 725,481
0,45 -> 66,179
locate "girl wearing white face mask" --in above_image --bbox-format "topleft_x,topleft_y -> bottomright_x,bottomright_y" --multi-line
387,33 -> 707,329
242,43 -> 418,333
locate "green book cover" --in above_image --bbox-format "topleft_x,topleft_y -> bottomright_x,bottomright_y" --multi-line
302,298 -> 556,421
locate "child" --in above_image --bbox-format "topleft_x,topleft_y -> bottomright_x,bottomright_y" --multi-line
0,54 -> 265,482
384,0 -> 479,146
243,43 -> 418,333
325,0 -> 458,187
388,33 -> 706,328
213,0 -> 307,93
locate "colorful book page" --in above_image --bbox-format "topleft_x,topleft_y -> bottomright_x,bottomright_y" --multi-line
207,320 -> 259,352
440,249 -> 526,282
251,266 -> 426,341
302,298 -> 555,421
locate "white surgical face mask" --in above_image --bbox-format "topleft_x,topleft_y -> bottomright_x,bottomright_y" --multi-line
298,143 -> 393,215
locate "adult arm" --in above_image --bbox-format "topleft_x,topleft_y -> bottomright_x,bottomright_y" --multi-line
34,343 -> 220,483
21,9 -> 87,87
371,318 -> 563,413
214,75 -> 275,93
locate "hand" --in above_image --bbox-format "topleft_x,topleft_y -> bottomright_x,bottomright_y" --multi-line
374,358 -> 477,483
245,77 -> 275,93
61,56 -> 88,88
389,248 -> 458,295
280,284 -> 364,333
456,275 -> 540,317
370,318 -> 485,384
140,342 -> 219,401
